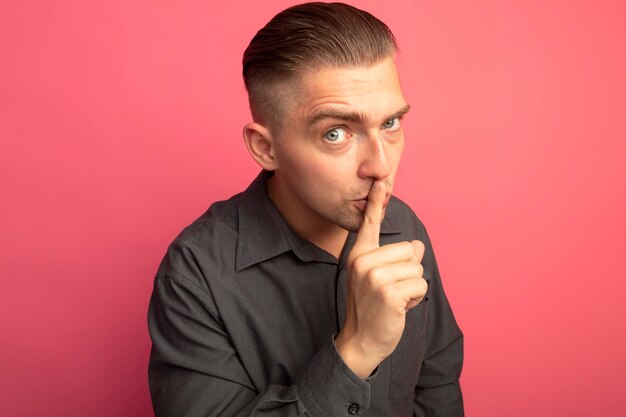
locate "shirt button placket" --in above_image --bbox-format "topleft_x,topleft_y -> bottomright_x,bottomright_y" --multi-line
347,403 -> 360,415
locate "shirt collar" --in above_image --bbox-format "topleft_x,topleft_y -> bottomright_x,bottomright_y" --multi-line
235,170 -> 402,271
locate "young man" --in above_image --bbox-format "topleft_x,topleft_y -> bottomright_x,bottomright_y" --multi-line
148,3 -> 464,416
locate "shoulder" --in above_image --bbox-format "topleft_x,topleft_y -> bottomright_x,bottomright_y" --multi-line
176,194 -> 240,246
155,193 -> 243,291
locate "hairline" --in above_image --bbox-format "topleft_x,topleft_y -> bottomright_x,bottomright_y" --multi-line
253,53 -> 399,130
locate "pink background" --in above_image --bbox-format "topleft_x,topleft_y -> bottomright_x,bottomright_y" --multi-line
2,0 -> 625,416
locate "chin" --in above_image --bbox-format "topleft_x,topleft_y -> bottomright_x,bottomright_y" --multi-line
332,212 -> 365,233
342,209 -> 387,233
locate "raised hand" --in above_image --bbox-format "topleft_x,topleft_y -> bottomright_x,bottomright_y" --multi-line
335,180 -> 428,378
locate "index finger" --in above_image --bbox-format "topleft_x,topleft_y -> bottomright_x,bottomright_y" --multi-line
352,180 -> 386,253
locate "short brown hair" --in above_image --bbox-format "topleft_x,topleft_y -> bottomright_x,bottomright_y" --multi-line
242,2 -> 398,125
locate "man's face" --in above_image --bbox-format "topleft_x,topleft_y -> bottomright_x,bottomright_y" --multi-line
269,57 -> 409,233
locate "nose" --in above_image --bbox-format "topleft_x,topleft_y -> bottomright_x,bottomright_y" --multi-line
357,134 -> 392,180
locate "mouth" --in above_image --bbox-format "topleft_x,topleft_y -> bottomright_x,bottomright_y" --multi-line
353,193 -> 392,211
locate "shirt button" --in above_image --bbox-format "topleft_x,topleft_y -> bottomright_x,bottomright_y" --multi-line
347,403 -> 359,415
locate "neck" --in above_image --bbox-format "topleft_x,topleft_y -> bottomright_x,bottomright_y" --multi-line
267,174 -> 348,258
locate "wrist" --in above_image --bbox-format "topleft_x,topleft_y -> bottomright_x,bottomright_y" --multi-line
334,333 -> 381,379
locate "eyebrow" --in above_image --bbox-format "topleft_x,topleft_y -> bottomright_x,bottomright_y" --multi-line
307,104 -> 411,126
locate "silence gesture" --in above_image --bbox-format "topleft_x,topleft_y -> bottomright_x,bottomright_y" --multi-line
335,180 -> 428,378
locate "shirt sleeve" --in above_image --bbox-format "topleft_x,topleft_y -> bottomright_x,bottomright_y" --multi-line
413,222 -> 465,417
148,271 -> 374,417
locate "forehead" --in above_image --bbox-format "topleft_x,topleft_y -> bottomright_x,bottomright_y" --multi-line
287,58 -> 407,122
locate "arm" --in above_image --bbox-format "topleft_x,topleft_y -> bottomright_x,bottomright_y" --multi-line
148,271 -> 373,417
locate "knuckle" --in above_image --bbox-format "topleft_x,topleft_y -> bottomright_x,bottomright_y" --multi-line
367,266 -> 384,285
351,255 -> 367,272
380,285 -> 396,302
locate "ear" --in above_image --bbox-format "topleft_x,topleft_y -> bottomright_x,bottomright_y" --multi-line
242,122 -> 279,171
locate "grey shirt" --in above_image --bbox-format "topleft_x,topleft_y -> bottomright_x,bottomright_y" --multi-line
148,170 -> 464,417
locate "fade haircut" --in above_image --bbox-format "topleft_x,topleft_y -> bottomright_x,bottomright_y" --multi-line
242,2 -> 398,127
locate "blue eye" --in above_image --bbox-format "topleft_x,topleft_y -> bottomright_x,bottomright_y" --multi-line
382,117 -> 400,130
324,127 -> 348,143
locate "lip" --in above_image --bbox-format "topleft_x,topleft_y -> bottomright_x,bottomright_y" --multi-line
353,194 -> 391,211
354,199 -> 368,212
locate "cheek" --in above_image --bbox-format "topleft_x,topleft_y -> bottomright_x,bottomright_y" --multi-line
275,139 -> 361,198
279,145 -> 345,180
387,138 -> 405,175
312,156 -> 357,187
275,143 -> 308,174
301,161 -> 345,193
276,148 -> 328,191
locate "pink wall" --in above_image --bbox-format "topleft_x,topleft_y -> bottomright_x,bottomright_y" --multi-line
2,1 -> 625,416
